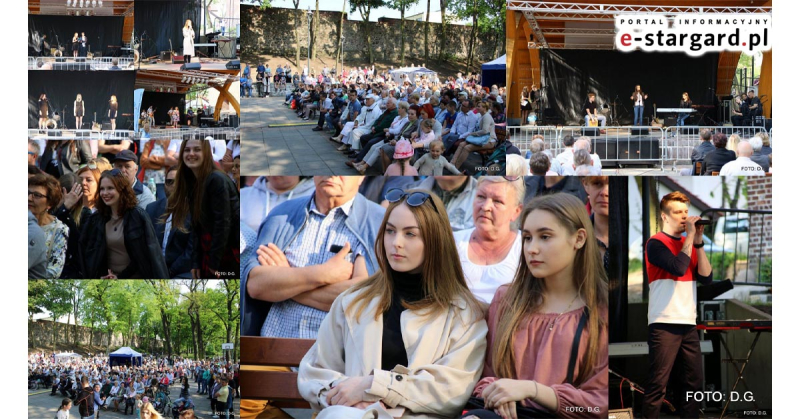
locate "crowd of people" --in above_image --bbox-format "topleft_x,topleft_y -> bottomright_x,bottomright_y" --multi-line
29,352 -> 239,418
681,129 -> 772,176
27,137 -> 240,279
239,175 -> 610,418
242,63 -> 508,174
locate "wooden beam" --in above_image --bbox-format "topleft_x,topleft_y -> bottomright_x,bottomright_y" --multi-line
213,78 -> 240,120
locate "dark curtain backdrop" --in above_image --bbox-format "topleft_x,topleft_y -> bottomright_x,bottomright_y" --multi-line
135,0 -> 196,58
540,50 -> 719,125
609,176 -> 629,344
28,15 -> 124,57
28,71 -> 135,129
142,91 -> 185,125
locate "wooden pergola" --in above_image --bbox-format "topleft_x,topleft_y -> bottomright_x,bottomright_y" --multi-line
135,69 -> 241,120
28,0 -> 135,44
505,0 -> 772,122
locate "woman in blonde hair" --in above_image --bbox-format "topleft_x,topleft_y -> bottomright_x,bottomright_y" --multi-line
108,95 -> 118,131
462,193 -> 608,419
726,133 -> 741,156
183,19 -> 195,64
298,188 -> 488,419
141,401 -> 164,419
74,94 -> 85,130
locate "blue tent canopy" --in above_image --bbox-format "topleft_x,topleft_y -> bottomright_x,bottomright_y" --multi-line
481,55 -> 506,88
109,347 -> 143,367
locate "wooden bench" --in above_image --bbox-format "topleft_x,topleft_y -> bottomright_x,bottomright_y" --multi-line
694,161 -> 703,175
240,336 -> 316,409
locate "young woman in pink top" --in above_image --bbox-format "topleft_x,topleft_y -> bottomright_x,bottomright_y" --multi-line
462,192 -> 608,419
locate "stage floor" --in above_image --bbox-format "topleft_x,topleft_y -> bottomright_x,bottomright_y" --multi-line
136,59 -> 239,73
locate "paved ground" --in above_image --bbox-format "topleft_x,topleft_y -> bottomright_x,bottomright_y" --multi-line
241,94 -> 489,176
29,380 -> 241,418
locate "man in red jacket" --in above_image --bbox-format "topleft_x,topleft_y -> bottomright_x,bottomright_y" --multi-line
642,191 -> 712,418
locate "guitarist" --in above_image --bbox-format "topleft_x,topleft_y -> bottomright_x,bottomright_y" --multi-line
746,90 -> 762,118
584,92 -> 606,127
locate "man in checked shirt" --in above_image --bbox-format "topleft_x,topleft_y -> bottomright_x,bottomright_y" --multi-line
240,176 -> 386,418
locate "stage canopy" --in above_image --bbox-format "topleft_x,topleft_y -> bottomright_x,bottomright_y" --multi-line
109,346 -> 143,367
481,55 -> 506,88
505,0 -> 773,121
135,69 -> 241,120
389,67 -> 437,85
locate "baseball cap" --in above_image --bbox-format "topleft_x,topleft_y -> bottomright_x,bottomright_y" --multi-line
112,149 -> 138,164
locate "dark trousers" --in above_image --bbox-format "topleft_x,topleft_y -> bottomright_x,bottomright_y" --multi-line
642,323 -> 703,419
185,55 -> 192,63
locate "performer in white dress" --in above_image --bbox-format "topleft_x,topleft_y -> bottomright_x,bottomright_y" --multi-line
182,19 -> 195,63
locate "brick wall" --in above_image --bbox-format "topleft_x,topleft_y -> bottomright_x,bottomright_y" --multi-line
745,177 -> 772,280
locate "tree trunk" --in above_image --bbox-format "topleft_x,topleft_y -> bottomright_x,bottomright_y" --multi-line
467,5 -> 477,71
312,0 -> 320,60
294,6 -> 301,66
424,0 -> 430,63
334,0 -> 346,71
358,5 -> 374,64
439,0 -> 447,60
400,7 -> 406,66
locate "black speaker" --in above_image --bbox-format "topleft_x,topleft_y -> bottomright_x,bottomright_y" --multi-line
52,62 -> 91,70
47,130 -> 63,137
102,122 -> 111,130
181,62 -> 201,71
630,127 -> 649,136
664,116 -> 677,126
594,137 -> 618,165
93,51 -> 102,57
225,59 -> 240,70
75,131 -> 91,137
160,51 -> 172,62
582,127 -> 599,136
56,57 -> 66,63
618,136 -> 659,161
228,114 -> 239,128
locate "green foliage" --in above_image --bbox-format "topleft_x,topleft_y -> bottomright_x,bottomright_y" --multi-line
629,258 -> 643,273
710,252 -> 736,281
758,258 -> 771,283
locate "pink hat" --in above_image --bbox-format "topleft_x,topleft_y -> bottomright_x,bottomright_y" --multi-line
393,139 -> 414,159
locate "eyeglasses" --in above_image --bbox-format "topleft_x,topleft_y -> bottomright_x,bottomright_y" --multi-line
79,162 -> 98,170
28,190 -> 48,200
503,176 -> 522,182
385,188 -> 437,212
28,152 -> 36,156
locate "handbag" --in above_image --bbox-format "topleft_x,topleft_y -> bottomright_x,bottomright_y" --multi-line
466,133 -> 491,146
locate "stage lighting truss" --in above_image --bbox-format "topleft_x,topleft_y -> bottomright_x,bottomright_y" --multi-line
138,70 -> 239,91
66,0 -> 104,14
515,2 -> 771,50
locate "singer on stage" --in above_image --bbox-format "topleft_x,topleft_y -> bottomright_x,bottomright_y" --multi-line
108,95 -> 118,131
38,94 -> 49,130
74,94 -> 85,130
678,92 -> 692,126
183,19 -> 195,64
631,85 -> 648,126
72,33 -> 79,58
642,192 -> 712,419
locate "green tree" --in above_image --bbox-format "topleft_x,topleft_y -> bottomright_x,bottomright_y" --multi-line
41,280 -> 72,352
350,0 -> 387,64
28,280 -> 49,348
389,0 -> 419,66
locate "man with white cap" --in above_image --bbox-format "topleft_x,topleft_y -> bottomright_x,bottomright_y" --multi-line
338,94 -> 381,152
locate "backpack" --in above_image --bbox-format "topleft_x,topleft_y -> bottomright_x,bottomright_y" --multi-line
76,388 -> 95,416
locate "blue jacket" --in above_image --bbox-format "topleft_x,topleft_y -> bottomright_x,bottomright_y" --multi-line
241,193 -> 385,336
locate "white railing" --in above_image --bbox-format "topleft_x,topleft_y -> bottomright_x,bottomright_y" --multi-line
28,56 -> 136,70
28,129 -> 136,140
662,126 -> 768,170
144,127 -> 238,141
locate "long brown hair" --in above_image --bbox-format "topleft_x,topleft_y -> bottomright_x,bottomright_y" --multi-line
95,170 -> 138,218
346,190 -> 483,322
164,138 -> 222,232
491,193 -> 608,385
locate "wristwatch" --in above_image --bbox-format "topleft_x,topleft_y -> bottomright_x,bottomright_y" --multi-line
693,242 -> 705,248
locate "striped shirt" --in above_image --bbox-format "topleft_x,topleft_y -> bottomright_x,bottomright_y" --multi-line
260,195 -> 366,338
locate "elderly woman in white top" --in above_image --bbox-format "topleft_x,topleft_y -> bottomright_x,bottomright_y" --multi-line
452,176 -> 524,304
450,101 -> 497,170
353,101 -> 411,173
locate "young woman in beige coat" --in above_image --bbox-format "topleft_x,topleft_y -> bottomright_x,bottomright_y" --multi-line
298,188 -> 489,419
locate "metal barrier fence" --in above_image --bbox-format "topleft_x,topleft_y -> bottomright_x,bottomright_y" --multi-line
509,125 -> 772,171
508,125 -> 666,168
28,56 -> 136,70
145,128 -> 239,141
28,129 -> 136,140
662,126 -> 768,170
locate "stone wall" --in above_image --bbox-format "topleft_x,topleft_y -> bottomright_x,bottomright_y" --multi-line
28,319 -> 151,349
241,5 -> 502,64
745,177 -> 772,281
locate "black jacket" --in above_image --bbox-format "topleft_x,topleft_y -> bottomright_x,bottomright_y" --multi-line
39,141 -> 91,176
52,205 -> 91,278
192,171 -> 239,275
701,148 -> 736,175
690,141 -> 716,165
80,206 -> 169,279
76,386 -> 95,416
146,198 -> 194,278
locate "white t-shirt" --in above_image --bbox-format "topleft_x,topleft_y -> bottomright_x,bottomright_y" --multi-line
453,228 -> 521,304
226,140 -> 240,159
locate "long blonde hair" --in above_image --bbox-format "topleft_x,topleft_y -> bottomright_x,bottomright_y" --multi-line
184,19 -> 193,30
346,190 -> 483,323
491,193 -> 608,385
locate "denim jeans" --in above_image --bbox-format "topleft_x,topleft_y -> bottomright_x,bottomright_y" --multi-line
634,105 -> 644,126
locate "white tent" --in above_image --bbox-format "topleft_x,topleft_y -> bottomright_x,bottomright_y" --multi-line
389,67 -> 438,85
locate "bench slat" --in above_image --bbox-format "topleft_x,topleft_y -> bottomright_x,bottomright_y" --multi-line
241,336 -> 315,366
241,370 -> 303,401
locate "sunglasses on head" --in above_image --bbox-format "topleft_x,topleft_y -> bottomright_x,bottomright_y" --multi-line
385,188 -> 437,212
